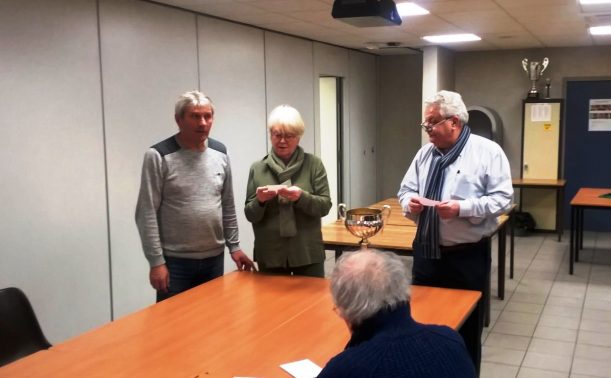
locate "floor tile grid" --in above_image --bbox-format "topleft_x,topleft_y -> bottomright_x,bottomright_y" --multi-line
485,232 -> 611,377
570,232 -> 611,377
483,234 -> 586,377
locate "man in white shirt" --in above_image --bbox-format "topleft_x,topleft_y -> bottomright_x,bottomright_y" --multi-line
398,90 -> 513,374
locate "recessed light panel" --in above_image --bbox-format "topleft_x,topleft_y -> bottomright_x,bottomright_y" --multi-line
422,33 -> 481,43
396,2 -> 429,16
590,25 -> 611,35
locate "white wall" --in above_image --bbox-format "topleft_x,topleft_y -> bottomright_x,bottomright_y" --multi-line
377,55 -> 423,200
0,0 -> 379,342
347,51 -> 378,207
0,0 -> 110,342
99,0 -> 200,317
264,33 -> 316,153
197,16 -> 267,270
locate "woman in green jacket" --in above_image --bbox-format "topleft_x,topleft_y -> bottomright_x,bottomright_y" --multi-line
245,105 -> 332,277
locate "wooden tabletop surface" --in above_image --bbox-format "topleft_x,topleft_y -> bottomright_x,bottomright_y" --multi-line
322,221 -> 416,250
570,187 -> 611,207
0,272 -> 480,378
512,178 -> 567,187
327,198 -> 513,249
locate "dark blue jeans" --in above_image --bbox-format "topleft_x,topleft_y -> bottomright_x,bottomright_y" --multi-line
156,254 -> 224,302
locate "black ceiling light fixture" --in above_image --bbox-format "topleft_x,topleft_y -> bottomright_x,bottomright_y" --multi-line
332,0 -> 402,27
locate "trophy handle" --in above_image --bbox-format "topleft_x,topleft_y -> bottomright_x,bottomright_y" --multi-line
521,58 -> 528,73
381,205 -> 391,224
337,203 -> 346,221
541,57 -> 549,74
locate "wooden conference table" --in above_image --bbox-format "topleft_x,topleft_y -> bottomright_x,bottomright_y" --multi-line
323,198 -> 515,300
512,178 -> 567,241
0,272 -> 480,378
569,187 -> 611,274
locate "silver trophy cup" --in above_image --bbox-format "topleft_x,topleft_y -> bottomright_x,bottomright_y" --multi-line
522,57 -> 549,99
337,204 -> 391,248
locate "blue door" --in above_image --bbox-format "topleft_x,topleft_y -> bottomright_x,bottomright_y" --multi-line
564,80 -> 611,231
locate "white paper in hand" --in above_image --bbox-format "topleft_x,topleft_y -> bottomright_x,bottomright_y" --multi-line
419,197 -> 441,207
266,184 -> 288,192
279,359 -> 322,378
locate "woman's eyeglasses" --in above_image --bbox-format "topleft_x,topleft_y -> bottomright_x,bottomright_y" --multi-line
271,131 -> 297,141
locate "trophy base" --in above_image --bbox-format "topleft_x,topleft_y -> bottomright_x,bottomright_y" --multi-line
526,91 -> 540,99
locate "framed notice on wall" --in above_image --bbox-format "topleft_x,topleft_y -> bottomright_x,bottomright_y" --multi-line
588,99 -> 611,131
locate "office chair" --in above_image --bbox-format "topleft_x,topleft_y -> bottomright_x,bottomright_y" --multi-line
0,287 -> 51,367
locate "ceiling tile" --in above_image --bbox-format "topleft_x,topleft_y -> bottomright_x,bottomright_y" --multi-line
152,0 -> 611,53
248,0 -> 329,12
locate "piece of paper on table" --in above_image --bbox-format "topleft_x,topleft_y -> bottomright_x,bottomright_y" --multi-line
279,359 -> 322,378
419,197 -> 441,207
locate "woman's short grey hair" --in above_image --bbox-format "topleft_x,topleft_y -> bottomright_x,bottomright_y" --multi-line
175,90 -> 214,117
267,104 -> 305,137
331,250 -> 411,327
424,90 -> 469,124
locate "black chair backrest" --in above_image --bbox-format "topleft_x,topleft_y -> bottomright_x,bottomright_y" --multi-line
0,287 -> 51,367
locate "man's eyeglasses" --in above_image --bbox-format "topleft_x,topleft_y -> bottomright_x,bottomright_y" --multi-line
419,117 -> 452,132
271,131 -> 297,141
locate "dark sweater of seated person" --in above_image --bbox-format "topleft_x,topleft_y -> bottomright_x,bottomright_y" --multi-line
318,302 -> 476,378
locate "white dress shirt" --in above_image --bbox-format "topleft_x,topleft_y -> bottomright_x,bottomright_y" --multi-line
398,134 -> 514,246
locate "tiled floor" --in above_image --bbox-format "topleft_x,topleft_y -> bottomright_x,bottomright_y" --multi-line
324,231 -> 611,378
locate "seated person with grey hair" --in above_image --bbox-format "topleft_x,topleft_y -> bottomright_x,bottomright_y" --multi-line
318,250 -> 476,378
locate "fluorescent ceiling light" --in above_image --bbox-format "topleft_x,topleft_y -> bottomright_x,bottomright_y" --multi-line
396,2 -> 429,16
422,33 -> 481,43
580,0 -> 611,4
590,25 -> 611,35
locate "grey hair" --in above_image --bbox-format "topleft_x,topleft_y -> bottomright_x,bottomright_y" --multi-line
175,90 -> 214,117
267,104 -> 305,137
424,90 -> 469,124
330,250 -> 411,327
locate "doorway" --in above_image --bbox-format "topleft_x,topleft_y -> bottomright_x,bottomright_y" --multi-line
319,76 -> 344,225
564,79 -> 611,231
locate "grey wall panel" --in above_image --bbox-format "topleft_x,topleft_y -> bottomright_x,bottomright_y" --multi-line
99,0 -> 199,317
377,55 -> 423,200
348,51 -> 378,207
0,0 -> 110,342
455,46 -> 611,180
197,16 -> 267,268
264,32 -> 315,153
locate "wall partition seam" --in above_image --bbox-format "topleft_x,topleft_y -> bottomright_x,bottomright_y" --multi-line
263,32 -> 269,151
312,49 -> 317,153
196,14 -> 201,89
96,0 -> 114,321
